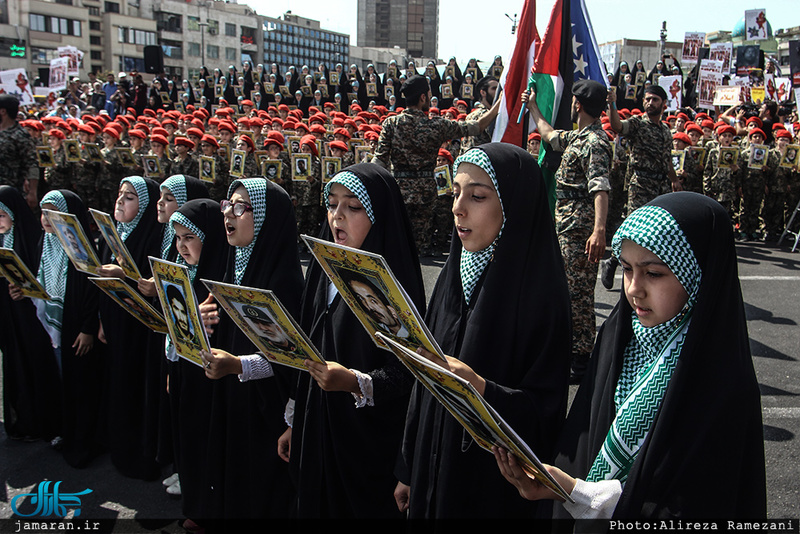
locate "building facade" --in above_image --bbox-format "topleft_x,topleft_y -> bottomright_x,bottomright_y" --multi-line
263,11 -> 349,73
357,0 -> 437,60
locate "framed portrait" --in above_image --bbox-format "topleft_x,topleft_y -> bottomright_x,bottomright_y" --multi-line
366,83 -> 378,98
347,92 -> 358,104
261,159 -> 282,182
160,92 -> 171,105
89,208 -> 142,280
287,136 -> 302,154
385,86 -> 394,100
301,235 -> 444,359
444,66 -> 455,79
82,143 -> 103,163
229,149 -> 246,178
321,157 -> 341,184
199,156 -> 216,183
300,85 -> 313,97
116,147 -> 137,168
36,147 -> 54,168
461,84 -> 474,99
279,85 -> 292,98
635,71 -> 646,87
354,145 -> 373,164
491,65 -> 504,78
42,209 -> 102,276
425,65 -> 437,78
748,144 -> 768,170
252,70 -> 259,84
386,67 -> 397,80
89,277 -> 168,333
233,85 -> 243,98
142,155 -> 162,178
175,101 -> 185,113
466,67 -> 478,80
150,257 -> 210,367
214,84 -> 224,98
194,89 -> 202,100
319,84 -> 329,98
220,142 -> 231,162
434,165 -> 453,196
377,333 -> 573,504
0,248 -> 50,300
202,280 -> 325,371
292,153 -> 312,181
624,84 -> 637,100
780,145 -> 800,169
206,77 -> 214,88
690,146 -> 708,168
63,139 -> 81,163
441,83 -> 453,99
329,71 -> 340,85
671,150 -> 686,172
313,71 -> 323,83
264,83 -> 275,95
718,147 -> 739,170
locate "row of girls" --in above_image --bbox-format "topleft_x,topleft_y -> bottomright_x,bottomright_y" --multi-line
178,56 -> 505,117
1,144 -> 766,527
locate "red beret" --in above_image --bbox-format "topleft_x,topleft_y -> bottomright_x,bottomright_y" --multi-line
329,140 -> 349,152
775,129 -> 792,139
437,148 -> 454,165
128,129 -> 146,139
48,128 -> 66,140
240,99 -> 254,107
299,134 -> 318,157
717,125 -> 736,136
528,132 -> 542,141
746,116 -> 763,128
102,127 -> 120,139
333,127 -> 351,139
672,132 -> 692,146
150,134 -> 168,146
748,128 -> 765,139
266,130 -> 285,144
201,134 -> 219,148
174,136 -> 195,149
186,127 -> 205,139
263,138 -> 284,151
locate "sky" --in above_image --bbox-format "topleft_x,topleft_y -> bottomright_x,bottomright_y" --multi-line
246,0 -> 798,66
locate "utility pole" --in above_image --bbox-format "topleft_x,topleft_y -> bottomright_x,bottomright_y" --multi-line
659,21 -> 667,58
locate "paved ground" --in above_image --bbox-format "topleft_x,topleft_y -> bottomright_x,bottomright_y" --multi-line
1,241 -> 798,530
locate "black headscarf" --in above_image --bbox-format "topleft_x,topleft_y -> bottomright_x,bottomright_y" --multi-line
554,192 -> 766,519
292,163 -> 425,518
400,143 -> 572,519
0,185 -> 42,270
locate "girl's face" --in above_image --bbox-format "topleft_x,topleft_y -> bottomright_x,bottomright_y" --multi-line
115,182 -> 140,223
0,209 -> 12,234
224,185 -> 255,247
157,187 -> 179,224
173,223 -> 202,265
619,240 -> 689,328
719,132 -> 734,147
326,182 -> 372,249
452,162 -> 503,252
40,202 -> 56,233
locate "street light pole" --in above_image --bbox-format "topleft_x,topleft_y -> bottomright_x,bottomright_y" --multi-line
200,21 -> 208,72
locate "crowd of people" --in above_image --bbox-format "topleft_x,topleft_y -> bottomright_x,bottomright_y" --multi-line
0,50 -> 791,527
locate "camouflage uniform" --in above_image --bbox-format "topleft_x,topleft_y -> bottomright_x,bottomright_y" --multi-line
373,108 -> 481,254
619,115 -> 673,214
172,154 -> 200,179
762,150 -> 795,239
44,145 -> 75,192
154,152 -> 173,183
294,155 -> 323,239
99,147 -> 128,213
739,147 -> 778,238
459,103 -> 491,155
551,121 -> 612,375
703,146 -> 743,225
75,144 -> 103,210
205,153 -> 230,201
0,123 -> 38,192
242,152 -> 260,179
607,142 -> 628,244
680,149 -> 704,194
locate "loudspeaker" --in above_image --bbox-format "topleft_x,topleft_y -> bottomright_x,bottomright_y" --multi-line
144,45 -> 163,74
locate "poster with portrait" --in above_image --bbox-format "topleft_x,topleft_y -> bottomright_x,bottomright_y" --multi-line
780,145 -> 800,170
671,150 -> 686,172
89,209 -> 142,280
199,156 -> 215,183
491,65 -> 504,78
0,248 -> 50,300
202,280 -> 325,371
175,101 -> 185,113
461,84 -> 474,99
42,209 -> 102,276
745,9 -> 768,41
354,146 -> 373,164
214,84 -> 224,98
425,65 -> 437,78
301,235 -> 445,361
659,75 -> 682,111
142,155 -> 162,179
63,139 -> 81,163
690,146 -> 708,168
366,83 -> 378,98
748,144 -> 768,170
279,85 -> 292,98
623,84 -> 637,101
441,83 -> 453,99
384,86 -> 394,100
150,257 -> 210,367
300,85 -> 313,98
89,277 -> 168,333
287,136 -> 302,154
466,67 -> 478,81
292,153 -> 312,181
718,147 -> 739,170
261,159 -> 282,183
233,85 -> 243,98
434,165 -> 452,196
709,42 -> 733,74
319,84 -> 329,98
376,333 -> 574,504
321,157 -> 341,184
48,57 -> 69,91
329,71 -> 340,85
117,147 -> 137,168
82,143 -> 103,163
634,71 -> 646,88
159,92 -> 171,105
229,149 -> 246,178
36,147 -> 55,168
681,32 -> 706,64
263,82 -> 275,95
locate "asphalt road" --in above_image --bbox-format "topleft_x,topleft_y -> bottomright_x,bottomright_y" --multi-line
1,241 -> 798,530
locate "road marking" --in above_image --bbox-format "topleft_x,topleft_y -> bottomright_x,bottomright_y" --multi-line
763,407 -> 800,418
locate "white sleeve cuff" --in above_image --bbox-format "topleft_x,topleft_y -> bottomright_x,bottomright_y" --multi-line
350,368 -> 374,408
238,354 -> 274,382
284,398 -> 295,427
561,478 -> 622,520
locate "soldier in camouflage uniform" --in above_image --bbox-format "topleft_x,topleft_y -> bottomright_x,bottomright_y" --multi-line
128,129 -> 148,174
524,79 -> 612,383
233,134 -> 260,178
607,132 -> 628,244
703,125 -> 743,227
601,85 -> 681,289
76,125 -> 103,209
43,129 -> 75,192
199,134 -> 229,201
294,134 -> 323,239
263,135 -> 292,199
459,76 -> 499,156
148,134 -> 172,183
172,137 -> 199,177
738,128 -> 776,240
99,127 -> 128,213
763,130 -> 796,241
673,132 -> 703,194
431,148 -> 454,253
373,75 -> 499,255
0,95 -> 39,205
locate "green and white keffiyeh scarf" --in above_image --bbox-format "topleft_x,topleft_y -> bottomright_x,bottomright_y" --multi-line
117,176 -> 149,242
587,205 -> 702,484
228,178 -> 267,285
0,200 -> 14,249
160,175 -> 189,259
324,171 -> 375,223
36,190 -> 70,348
453,148 -> 505,305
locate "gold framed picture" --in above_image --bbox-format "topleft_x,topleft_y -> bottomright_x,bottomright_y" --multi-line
200,156 -> 216,183
36,147 -> 54,168
90,277 -> 168,333
329,72 -> 340,85
366,83 -> 378,98
292,153 -> 312,181
42,209 -> 102,276
385,86 -> 394,100
718,147 -> 739,170
82,143 -> 103,163
748,144 -> 768,170
279,85 -> 292,98
354,145 -> 373,164
142,155 -> 162,178
300,85 -> 313,97
264,83 -> 275,95
89,208 -> 142,280
261,159 -> 282,182
434,165 -> 453,196
229,149 -> 246,178
64,139 -> 81,162
671,150 -> 686,172
0,248 -> 50,300
462,84 -> 474,99
116,147 -> 137,168
160,92 -> 171,104
321,156 -> 341,184
780,145 -> 799,169
441,83 -> 453,99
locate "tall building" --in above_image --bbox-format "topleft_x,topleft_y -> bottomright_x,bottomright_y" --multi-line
263,11 -> 349,72
357,0 -> 437,60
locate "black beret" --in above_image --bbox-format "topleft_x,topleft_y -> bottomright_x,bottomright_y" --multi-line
644,84 -> 668,102
243,305 -> 274,324
401,75 -> 430,100
572,79 -> 607,117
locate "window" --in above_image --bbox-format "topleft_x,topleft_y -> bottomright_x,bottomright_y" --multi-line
188,16 -> 200,31
29,14 -> 81,36
88,7 -> 100,16
29,14 -> 46,32
187,42 -> 201,57
104,2 -> 119,13
225,23 -> 236,37
89,21 -> 101,31
118,28 -> 156,46
207,44 -> 219,59
226,47 -> 237,61
90,50 -> 102,60
208,20 -> 219,34
90,35 -> 102,45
